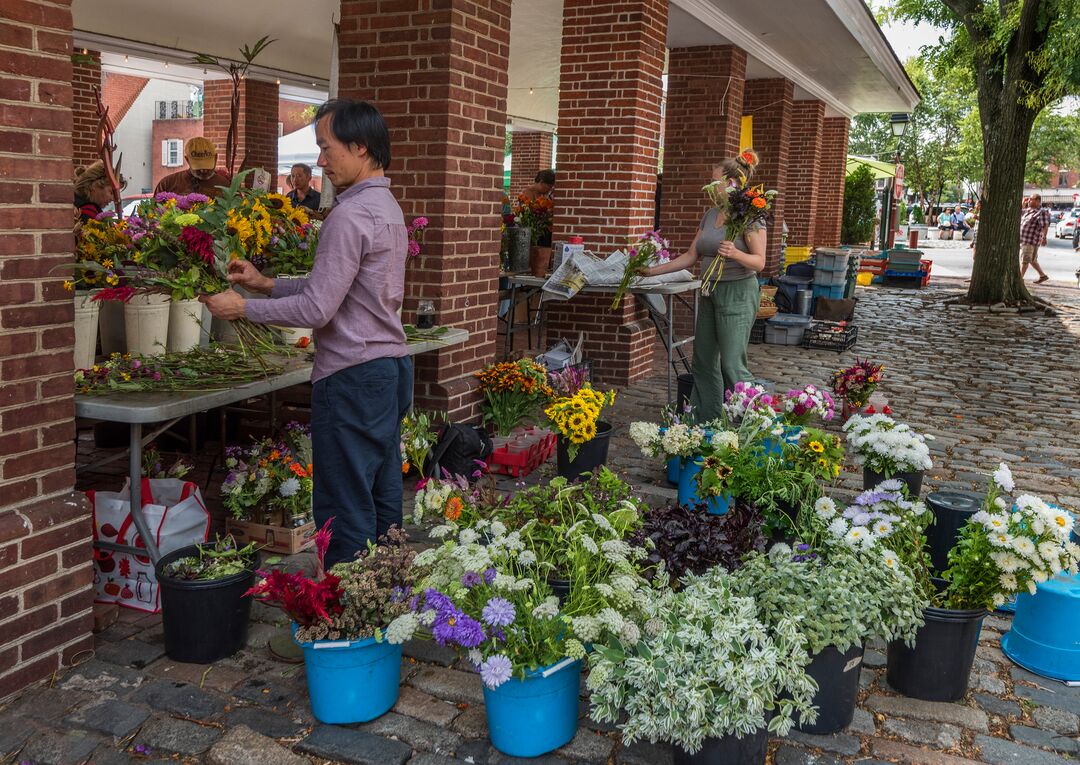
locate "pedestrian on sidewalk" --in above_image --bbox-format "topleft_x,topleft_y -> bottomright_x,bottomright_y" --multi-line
1019,194 -> 1051,284
202,99 -> 412,568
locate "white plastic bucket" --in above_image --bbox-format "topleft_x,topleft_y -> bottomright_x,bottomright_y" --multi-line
73,291 -> 99,370
276,326 -> 311,347
124,293 -> 170,356
167,298 -> 204,353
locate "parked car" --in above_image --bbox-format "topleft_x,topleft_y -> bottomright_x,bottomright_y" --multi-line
1055,210 -> 1079,239
1050,210 -> 1065,224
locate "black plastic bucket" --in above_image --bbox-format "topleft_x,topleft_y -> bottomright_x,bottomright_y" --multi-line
676,374 -> 694,412
556,422 -> 613,480
547,577 -> 571,605
155,545 -> 256,664
863,467 -> 925,497
925,491 -> 982,574
796,644 -> 864,734
674,728 -> 768,765
886,605 -> 986,701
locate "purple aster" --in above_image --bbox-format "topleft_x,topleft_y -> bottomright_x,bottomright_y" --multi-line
481,597 -> 515,628
452,614 -> 486,648
461,571 -> 483,589
483,568 -> 497,585
478,654 -> 513,689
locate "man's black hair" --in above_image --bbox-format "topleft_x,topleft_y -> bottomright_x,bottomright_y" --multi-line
535,169 -> 556,186
291,163 -> 313,175
314,99 -> 392,170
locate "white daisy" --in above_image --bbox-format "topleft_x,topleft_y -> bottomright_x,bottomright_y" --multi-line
993,462 -> 1015,492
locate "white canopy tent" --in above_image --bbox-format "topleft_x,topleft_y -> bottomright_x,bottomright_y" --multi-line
277,125 -> 321,179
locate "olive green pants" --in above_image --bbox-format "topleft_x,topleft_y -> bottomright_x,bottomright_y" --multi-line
690,276 -> 760,422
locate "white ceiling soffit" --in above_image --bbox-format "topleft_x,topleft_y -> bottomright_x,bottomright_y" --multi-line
73,0 -> 337,85
667,0 -> 919,116
506,0 -> 562,132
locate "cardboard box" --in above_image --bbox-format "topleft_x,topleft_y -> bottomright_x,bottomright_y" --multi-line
226,518 -> 316,555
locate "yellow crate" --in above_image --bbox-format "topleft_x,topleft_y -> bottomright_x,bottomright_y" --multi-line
856,271 -> 873,287
785,246 -> 812,265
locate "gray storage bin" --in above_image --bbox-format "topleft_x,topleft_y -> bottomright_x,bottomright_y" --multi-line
813,267 -> 847,286
814,248 -> 850,272
765,314 -> 811,345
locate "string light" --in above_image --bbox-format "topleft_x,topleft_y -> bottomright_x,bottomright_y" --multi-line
81,48 -> 87,55
529,87 -> 534,95
164,61 -> 170,69
275,79 -> 281,85
123,54 -> 129,63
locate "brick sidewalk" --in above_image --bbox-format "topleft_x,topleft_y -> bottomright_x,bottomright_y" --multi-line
4,276 -> 1079,764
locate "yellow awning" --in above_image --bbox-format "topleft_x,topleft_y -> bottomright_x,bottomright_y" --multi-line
847,155 -> 896,179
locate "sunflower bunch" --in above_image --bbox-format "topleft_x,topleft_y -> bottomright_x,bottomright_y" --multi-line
544,384 -> 616,460
787,426 -> 845,483
68,218 -> 132,291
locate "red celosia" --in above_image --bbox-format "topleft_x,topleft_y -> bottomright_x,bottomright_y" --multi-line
91,286 -> 137,303
179,225 -> 215,264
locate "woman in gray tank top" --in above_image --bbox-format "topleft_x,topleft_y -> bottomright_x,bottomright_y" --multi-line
643,152 -> 766,421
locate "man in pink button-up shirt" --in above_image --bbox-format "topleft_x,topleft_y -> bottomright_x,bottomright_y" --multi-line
204,100 -> 412,567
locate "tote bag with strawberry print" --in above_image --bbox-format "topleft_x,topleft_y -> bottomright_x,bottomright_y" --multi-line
89,478 -> 211,613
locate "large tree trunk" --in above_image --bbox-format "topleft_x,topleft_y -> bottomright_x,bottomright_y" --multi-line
966,102 -> 1038,304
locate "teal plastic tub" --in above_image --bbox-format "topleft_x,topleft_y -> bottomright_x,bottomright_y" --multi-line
678,458 -> 731,515
483,659 -> 582,757
1001,572 -> 1080,682
295,628 -> 402,724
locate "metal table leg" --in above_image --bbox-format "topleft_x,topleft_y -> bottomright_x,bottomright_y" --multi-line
126,423 -> 161,563
666,293 -> 674,403
504,282 -> 518,357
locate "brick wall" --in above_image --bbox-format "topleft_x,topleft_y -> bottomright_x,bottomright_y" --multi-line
101,72 -> 148,128
547,0 -> 668,386
71,48 -> 100,171
203,78 -> 280,180
816,117 -> 849,247
338,0 -> 511,420
660,46 -> 746,346
742,78 -> 793,277
0,0 -> 95,701
509,130 -> 553,199
786,100 -> 824,249
150,118 -> 203,189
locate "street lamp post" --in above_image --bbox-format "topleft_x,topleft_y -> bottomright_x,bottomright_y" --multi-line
881,113 -> 910,250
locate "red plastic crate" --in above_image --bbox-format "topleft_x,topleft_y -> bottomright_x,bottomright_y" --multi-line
488,427 -> 557,477
859,257 -> 888,276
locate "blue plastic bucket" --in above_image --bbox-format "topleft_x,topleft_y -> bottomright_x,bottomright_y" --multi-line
677,459 -> 731,515
666,456 -> 681,485
295,627 -> 402,723
483,658 -> 582,758
1001,571 -> 1080,682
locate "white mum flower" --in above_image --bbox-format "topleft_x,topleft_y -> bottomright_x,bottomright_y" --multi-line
517,550 -> 537,567
828,518 -> 849,538
814,497 -> 837,519
881,549 -> 899,570
873,519 -> 894,537
993,463 -> 1015,492
1013,537 -> 1037,558
845,527 -> 869,546
999,573 -> 1018,591
277,477 -> 300,498
993,497 -> 1008,510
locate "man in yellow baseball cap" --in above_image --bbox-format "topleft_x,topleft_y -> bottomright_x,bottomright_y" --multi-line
154,137 -> 231,198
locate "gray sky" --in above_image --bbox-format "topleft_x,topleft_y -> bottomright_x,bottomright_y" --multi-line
880,19 -> 947,62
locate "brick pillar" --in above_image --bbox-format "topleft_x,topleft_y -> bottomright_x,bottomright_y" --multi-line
547,0 -> 667,386
202,78 -> 279,179
816,117 -> 850,247
71,49 -> 100,171
742,78 -> 793,277
509,130 -> 553,198
0,0 -> 95,701
660,46 -> 746,349
338,0 -> 510,419
786,100 -> 825,250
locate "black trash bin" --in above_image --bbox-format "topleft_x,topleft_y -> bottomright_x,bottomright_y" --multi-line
925,491 -> 982,574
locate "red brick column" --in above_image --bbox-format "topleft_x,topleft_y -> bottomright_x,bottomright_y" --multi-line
0,0 -> 94,701
660,46 -> 746,349
338,0 -> 511,419
71,49 -> 100,171
816,117 -> 850,247
546,0 -> 667,386
742,78 -> 793,277
509,130 -> 553,198
786,100 -> 825,250
203,78 -> 279,180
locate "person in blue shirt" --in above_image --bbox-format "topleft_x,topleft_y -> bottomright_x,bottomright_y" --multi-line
952,208 -> 971,238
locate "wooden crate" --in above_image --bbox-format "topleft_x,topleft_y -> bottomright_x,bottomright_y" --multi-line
226,518 -> 316,555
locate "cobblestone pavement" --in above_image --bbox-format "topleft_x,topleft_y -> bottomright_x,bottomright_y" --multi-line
5,277 -> 1080,764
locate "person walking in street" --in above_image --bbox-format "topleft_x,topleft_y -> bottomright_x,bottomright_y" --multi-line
202,99 -> 412,568
1019,194 -> 1051,284
641,151 -> 765,421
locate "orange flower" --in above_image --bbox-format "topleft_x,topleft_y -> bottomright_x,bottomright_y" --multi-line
740,149 -> 758,166
444,496 -> 463,521
751,197 -> 767,209
269,450 -> 281,461
289,462 -> 310,478
402,461 -> 410,474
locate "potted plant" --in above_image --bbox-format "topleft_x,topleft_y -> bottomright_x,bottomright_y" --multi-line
246,523 -> 416,723
629,500 -> 766,582
475,359 -> 554,439
587,566 -> 817,764
411,471 -> 499,530
886,464 -> 1080,701
731,542 -> 927,734
830,358 -> 884,422
777,384 -> 835,429
843,413 -> 934,495
155,534 -> 259,663
400,409 -> 440,477
629,403 -> 700,486
512,193 -> 554,275
545,382 -> 617,479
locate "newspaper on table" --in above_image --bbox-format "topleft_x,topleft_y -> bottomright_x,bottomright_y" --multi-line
541,249 -> 693,300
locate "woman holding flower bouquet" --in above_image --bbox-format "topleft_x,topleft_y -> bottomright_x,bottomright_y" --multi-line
642,151 -> 767,420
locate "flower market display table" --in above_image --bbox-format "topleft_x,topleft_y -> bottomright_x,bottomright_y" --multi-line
78,327 -> 469,564
504,274 -> 699,402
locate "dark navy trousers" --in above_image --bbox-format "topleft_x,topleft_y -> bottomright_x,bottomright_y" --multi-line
311,355 -> 413,569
